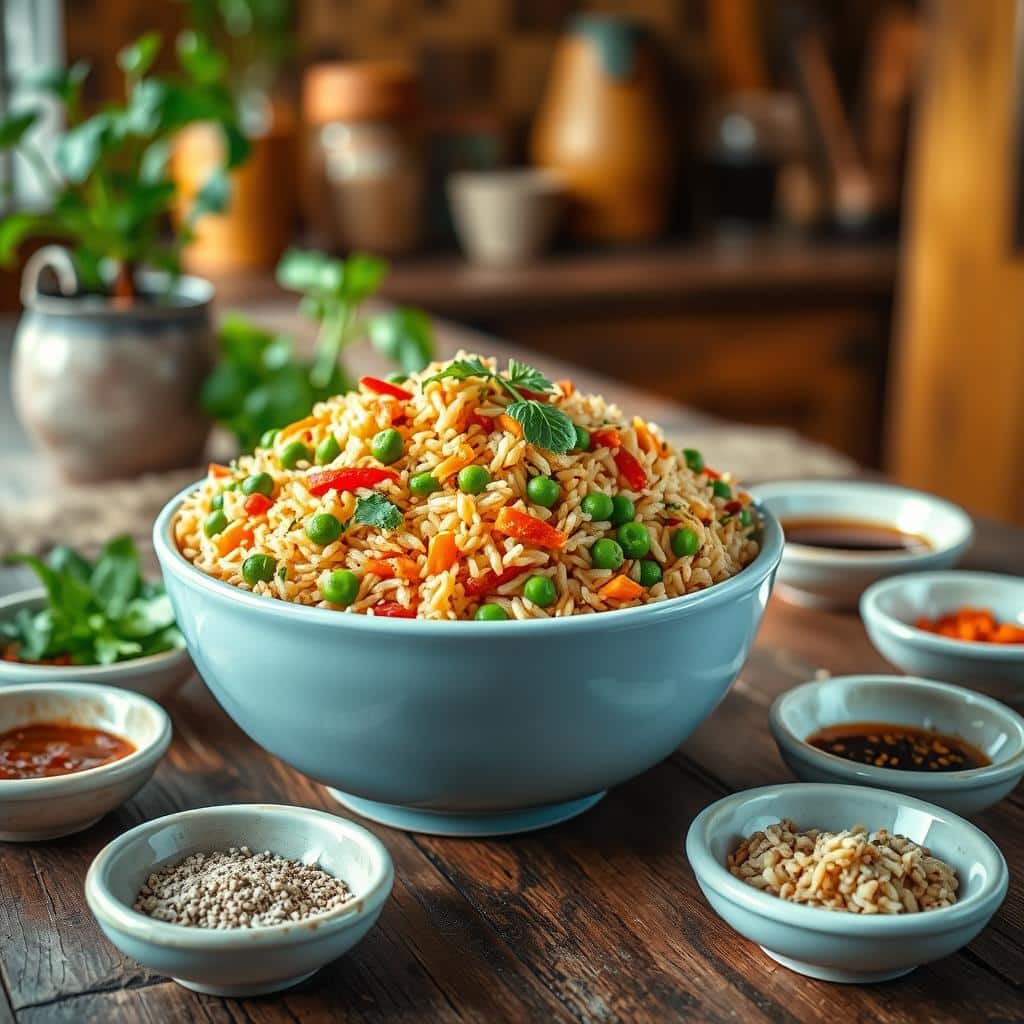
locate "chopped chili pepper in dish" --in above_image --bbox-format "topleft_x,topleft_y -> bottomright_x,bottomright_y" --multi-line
243,493 -> 274,516
914,608 -> 1024,644
359,375 -> 413,400
494,507 -> 568,549
463,565 -> 529,597
306,467 -> 398,497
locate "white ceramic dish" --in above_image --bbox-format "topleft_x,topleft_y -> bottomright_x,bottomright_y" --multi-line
85,804 -> 394,997
0,682 -> 171,841
861,572 -> 1024,702
769,675 -> 1024,815
686,783 -> 1007,983
751,480 -> 973,609
0,589 -> 194,703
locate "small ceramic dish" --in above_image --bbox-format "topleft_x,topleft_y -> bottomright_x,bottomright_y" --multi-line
0,589 -> 193,703
0,682 -> 171,841
769,675 -> 1024,815
750,480 -> 973,609
686,783 -> 1008,983
85,804 -> 394,997
861,572 -> 1024,702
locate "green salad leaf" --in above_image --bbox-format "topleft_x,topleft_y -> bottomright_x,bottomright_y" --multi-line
1,537 -> 184,666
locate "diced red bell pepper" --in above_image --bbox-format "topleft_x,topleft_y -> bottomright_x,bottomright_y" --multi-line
244,493 -> 273,516
467,410 -> 494,432
463,564 -> 528,597
360,375 -> 413,400
372,602 -> 417,619
306,467 -> 398,497
494,507 -> 568,549
724,500 -> 742,514
613,448 -> 647,490
590,427 -> 622,450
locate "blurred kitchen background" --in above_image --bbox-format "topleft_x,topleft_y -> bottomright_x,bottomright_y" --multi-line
1,0 -> 1020,524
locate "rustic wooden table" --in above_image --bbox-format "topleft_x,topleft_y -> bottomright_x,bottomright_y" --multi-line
0,318 -> 1019,1023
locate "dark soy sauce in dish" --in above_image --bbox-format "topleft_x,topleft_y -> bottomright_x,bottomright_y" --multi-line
806,721 -> 990,772
782,517 -> 931,554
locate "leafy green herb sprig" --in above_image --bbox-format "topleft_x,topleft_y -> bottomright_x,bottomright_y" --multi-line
201,248 -> 435,452
1,538 -> 184,666
354,493 -> 403,531
423,357 -> 577,453
0,32 -> 247,300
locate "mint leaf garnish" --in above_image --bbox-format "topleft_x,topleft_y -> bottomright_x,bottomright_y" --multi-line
354,493 -> 403,531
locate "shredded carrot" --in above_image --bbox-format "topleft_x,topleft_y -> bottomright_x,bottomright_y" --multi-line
498,413 -> 523,439
914,607 -> 1024,644
494,507 -> 567,549
277,413 -> 326,443
433,443 -> 475,481
216,521 -> 253,556
556,378 -> 574,397
598,575 -> 644,602
209,462 -> 232,479
426,532 -> 459,575
632,417 -> 658,455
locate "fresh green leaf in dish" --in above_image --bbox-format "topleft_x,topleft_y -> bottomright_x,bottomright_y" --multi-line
354,493 -> 403,532
421,357 -> 576,454
1,537 -> 183,666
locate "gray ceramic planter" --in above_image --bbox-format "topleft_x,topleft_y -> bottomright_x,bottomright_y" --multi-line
11,246 -> 214,482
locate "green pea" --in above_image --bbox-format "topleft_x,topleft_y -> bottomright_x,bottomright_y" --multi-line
527,475 -> 560,508
321,568 -> 359,606
306,513 -> 343,546
315,434 -> 341,465
387,372 -> 408,384
740,506 -> 753,528
241,472 -> 274,497
457,464 -> 491,494
616,521 -> 651,559
371,428 -> 404,465
260,428 -> 280,448
203,509 -> 228,537
712,479 -> 732,500
639,560 -> 663,587
590,538 -> 625,571
242,553 -> 276,585
223,481 -> 239,491
671,527 -> 700,558
474,603 -> 508,621
280,440 -> 312,469
410,472 -> 441,496
210,492 -> 224,511
573,425 -> 591,452
683,448 -> 704,473
609,495 -> 635,526
523,575 -> 557,607
580,491 -> 614,521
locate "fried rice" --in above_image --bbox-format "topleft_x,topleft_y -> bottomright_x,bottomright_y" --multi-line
174,354 -> 760,620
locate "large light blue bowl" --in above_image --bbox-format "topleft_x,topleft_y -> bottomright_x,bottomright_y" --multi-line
154,486 -> 783,836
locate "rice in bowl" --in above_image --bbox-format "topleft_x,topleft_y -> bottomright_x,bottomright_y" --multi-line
175,355 -> 759,620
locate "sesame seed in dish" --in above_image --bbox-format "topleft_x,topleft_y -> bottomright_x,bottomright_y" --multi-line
728,819 -> 959,914
174,354 -> 760,620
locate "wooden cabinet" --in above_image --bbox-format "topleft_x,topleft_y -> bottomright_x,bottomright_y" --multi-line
382,239 -> 897,466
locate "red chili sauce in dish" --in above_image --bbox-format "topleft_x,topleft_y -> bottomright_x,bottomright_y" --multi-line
0,722 -> 135,780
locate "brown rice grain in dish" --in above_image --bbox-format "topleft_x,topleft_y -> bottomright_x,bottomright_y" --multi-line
175,354 -> 760,620
727,819 -> 959,913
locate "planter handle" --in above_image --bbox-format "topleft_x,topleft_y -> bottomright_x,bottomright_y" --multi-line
21,246 -> 80,305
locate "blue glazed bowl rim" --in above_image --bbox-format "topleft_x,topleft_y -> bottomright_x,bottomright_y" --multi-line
153,481 -> 784,635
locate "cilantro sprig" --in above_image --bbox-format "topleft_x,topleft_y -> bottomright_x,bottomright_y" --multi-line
422,358 -> 576,453
354,493 -> 403,531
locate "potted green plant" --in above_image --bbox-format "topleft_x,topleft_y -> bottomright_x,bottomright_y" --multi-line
0,32 -> 248,481
172,0 -> 297,273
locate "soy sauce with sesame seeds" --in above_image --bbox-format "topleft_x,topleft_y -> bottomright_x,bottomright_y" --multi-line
806,721 -> 990,772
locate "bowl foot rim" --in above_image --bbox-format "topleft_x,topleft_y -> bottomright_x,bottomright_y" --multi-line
327,789 -> 606,837
760,947 -> 916,984
173,969 -> 318,997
